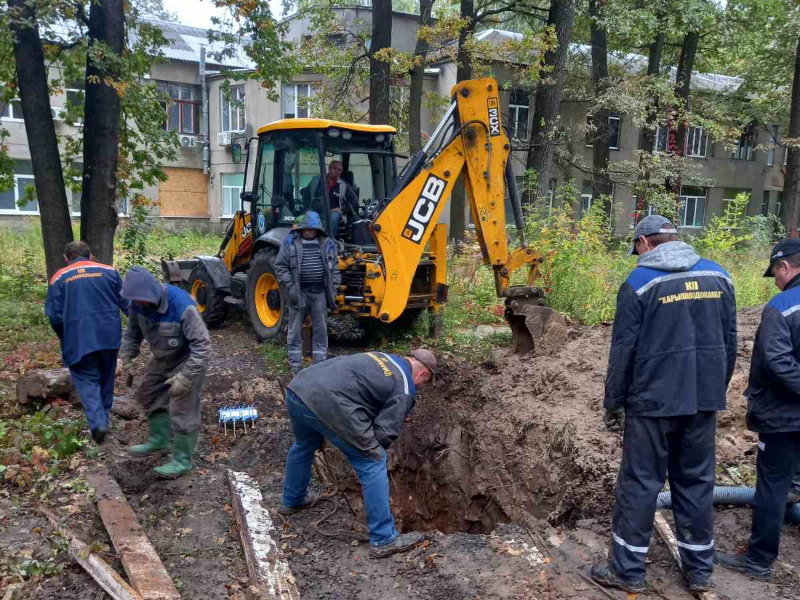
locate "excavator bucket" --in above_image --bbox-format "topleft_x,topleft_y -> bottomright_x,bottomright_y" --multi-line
504,289 -> 568,355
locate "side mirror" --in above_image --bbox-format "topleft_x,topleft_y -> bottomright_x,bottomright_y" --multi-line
240,191 -> 254,209
231,143 -> 242,164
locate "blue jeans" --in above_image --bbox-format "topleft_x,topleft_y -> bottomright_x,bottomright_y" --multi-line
282,389 -> 398,547
69,349 -> 118,433
330,209 -> 342,239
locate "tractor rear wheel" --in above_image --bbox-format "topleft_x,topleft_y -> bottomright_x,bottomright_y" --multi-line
246,249 -> 288,341
187,265 -> 229,328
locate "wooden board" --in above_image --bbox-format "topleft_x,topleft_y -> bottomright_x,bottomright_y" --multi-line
40,506 -> 143,600
228,470 -> 300,600
87,470 -> 180,600
653,510 -> 718,600
158,167 -> 208,217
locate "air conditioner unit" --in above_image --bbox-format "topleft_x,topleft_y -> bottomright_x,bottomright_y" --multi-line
217,131 -> 234,146
180,135 -> 197,148
51,106 -> 63,121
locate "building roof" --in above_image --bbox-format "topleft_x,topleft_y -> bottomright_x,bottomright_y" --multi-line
131,19 -> 254,70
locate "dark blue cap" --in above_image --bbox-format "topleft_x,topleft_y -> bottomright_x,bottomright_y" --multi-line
764,238 -> 800,277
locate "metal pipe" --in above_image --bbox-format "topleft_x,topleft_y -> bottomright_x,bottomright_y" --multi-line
422,102 -> 457,155
200,46 -> 209,176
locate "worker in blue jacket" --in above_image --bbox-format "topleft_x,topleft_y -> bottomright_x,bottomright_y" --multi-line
591,215 -> 737,594
45,241 -> 127,444
716,238 -> 800,580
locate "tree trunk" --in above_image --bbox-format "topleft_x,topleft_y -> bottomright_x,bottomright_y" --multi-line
8,0 -> 74,279
589,0 -> 612,211
408,0 -> 434,155
673,31 -> 699,162
449,0 -> 475,243
81,0 -> 125,265
525,0 -> 575,205
784,35 -> 800,236
369,0 -> 392,125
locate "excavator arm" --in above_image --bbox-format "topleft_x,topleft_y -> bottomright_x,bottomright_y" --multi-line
372,78 -> 559,352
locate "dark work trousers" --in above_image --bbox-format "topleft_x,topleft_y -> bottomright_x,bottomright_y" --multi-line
69,349 -> 118,434
611,412 -> 716,583
287,290 -> 329,370
748,432 -> 800,566
136,359 -> 204,434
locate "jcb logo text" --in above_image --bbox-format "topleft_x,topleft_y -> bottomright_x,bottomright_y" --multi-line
402,175 -> 448,244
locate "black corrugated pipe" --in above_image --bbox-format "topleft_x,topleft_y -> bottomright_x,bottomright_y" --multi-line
656,485 -> 800,525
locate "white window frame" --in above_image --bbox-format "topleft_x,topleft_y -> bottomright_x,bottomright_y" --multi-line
608,113 -> 621,150
509,89 -> 529,141
767,125 -> 778,166
580,192 -> 593,217
222,173 -> 244,218
733,125 -> 756,161
0,174 -> 39,214
1,100 -> 24,122
678,193 -> 706,228
282,83 -> 313,119
64,88 -> 83,125
686,126 -> 708,158
221,85 -> 246,133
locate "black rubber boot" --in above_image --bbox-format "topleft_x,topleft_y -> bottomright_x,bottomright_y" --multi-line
91,428 -> 107,445
714,551 -> 772,581
590,563 -> 646,593
369,532 -> 426,559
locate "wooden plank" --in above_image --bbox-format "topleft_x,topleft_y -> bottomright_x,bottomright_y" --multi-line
228,470 -> 300,600
653,510 -> 718,600
39,506 -> 143,600
87,470 -> 181,600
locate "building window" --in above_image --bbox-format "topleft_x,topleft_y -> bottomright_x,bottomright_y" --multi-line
282,83 -> 312,119
762,190 -> 770,216
580,182 -> 593,217
686,126 -> 708,157
1,100 -> 23,121
0,172 -> 38,214
222,173 -> 244,217
608,113 -> 621,149
221,85 -> 246,133
654,125 -> 668,152
678,187 -> 706,228
158,82 -> 201,134
509,89 -> 529,141
776,192 -> 783,217
733,123 -> 756,161
767,125 -> 779,166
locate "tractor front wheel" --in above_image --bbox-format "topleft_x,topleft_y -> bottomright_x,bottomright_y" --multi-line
187,265 -> 229,328
246,250 -> 288,341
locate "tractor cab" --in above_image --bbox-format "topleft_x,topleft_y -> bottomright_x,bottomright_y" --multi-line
245,120 -> 399,248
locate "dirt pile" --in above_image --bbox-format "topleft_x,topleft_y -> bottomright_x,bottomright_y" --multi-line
381,307 -> 764,534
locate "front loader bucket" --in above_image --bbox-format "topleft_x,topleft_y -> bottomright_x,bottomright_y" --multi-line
505,293 -> 568,355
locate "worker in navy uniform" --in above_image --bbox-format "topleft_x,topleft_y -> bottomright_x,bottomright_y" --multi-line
45,241 -> 127,444
716,238 -> 800,580
591,215 -> 737,594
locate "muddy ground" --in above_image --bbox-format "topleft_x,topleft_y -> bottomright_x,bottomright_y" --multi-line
2,308 -> 800,599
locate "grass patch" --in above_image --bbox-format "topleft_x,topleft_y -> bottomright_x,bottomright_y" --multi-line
259,340 -> 291,374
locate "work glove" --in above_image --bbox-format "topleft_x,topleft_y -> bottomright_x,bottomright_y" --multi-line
117,358 -> 134,387
165,372 -> 192,400
604,408 -> 625,433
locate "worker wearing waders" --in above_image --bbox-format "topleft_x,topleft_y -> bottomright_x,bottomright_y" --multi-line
45,241 -> 127,444
118,267 -> 211,479
591,215 -> 737,594
716,238 -> 800,580
275,211 -> 340,374
279,349 -> 437,558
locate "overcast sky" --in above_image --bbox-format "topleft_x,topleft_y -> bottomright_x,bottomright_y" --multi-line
162,0 -> 286,29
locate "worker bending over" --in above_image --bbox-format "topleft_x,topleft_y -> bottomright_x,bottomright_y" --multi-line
592,216 -> 737,594
118,267 -> 211,479
279,349 -> 436,558
275,211 -> 340,373
45,241 -> 127,444
716,239 -> 800,580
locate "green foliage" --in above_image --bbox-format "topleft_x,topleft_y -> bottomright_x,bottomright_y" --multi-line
693,192 -> 752,255
0,406 -> 88,488
259,340 -> 291,374
118,195 -> 157,275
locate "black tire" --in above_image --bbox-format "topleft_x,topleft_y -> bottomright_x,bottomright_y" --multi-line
361,307 -> 425,342
187,265 -> 229,328
246,249 -> 289,341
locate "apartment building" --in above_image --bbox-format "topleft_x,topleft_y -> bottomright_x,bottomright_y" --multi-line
0,10 -> 790,238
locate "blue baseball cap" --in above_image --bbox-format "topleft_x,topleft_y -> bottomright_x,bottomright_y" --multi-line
764,238 -> 800,277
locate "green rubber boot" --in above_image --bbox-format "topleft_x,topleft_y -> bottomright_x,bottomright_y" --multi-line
154,431 -> 198,479
127,411 -> 171,457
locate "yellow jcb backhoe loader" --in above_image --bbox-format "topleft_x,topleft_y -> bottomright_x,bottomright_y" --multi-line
161,77 -> 559,351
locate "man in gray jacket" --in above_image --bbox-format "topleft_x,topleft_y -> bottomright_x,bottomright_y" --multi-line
118,267 -> 212,479
275,211 -> 340,373
279,349 -> 437,558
